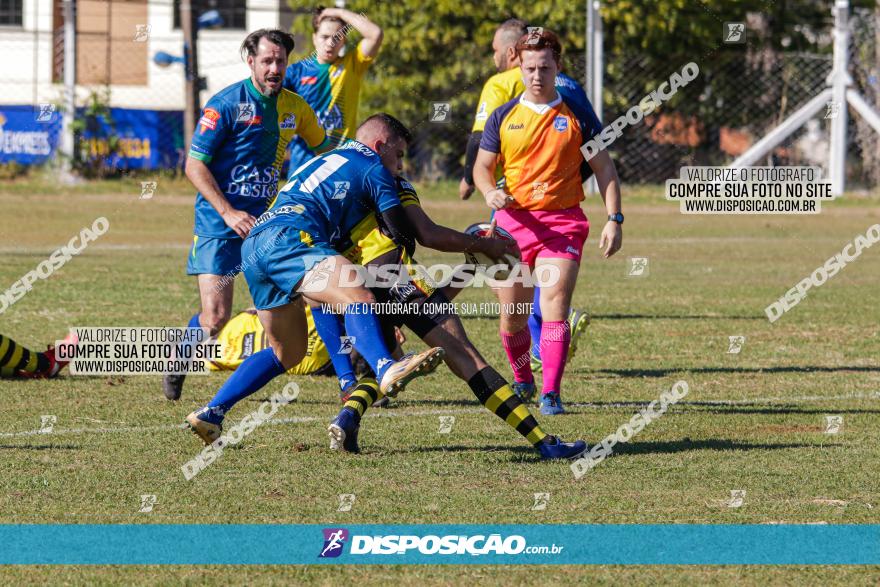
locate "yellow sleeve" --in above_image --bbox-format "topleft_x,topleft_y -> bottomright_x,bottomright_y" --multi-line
296,98 -> 329,150
397,177 -> 421,208
472,77 -> 508,132
352,42 -> 375,76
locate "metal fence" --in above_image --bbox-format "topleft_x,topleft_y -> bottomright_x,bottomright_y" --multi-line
0,2 -> 877,190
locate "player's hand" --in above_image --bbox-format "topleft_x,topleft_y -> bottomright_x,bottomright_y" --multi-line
223,209 -> 257,239
599,221 -> 622,258
484,189 -> 512,210
476,236 -> 514,260
459,178 -> 475,200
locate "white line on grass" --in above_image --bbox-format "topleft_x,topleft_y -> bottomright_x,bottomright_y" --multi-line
0,391 -> 876,439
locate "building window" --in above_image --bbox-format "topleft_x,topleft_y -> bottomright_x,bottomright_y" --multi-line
0,0 -> 24,26
173,0 -> 246,30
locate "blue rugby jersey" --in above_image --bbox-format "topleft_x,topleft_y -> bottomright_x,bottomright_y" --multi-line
250,140 -> 400,250
188,78 -> 328,238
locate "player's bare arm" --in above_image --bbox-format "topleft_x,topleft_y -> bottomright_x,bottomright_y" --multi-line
184,157 -> 255,239
473,148 -> 509,210
321,7 -> 384,58
403,203 -> 515,259
589,149 -> 623,258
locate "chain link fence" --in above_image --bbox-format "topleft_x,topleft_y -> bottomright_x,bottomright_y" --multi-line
0,2 -> 877,189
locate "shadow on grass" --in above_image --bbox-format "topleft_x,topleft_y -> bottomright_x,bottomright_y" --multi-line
611,438 -> 815,456
394,438 -> 815,460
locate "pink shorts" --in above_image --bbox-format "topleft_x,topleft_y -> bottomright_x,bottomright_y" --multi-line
494,206 -> 590,267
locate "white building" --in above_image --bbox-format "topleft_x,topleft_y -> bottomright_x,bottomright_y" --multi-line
1,0 -> 295,109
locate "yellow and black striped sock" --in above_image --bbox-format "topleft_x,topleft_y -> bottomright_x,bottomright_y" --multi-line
467,367 -> 548,446
0,334 -> 49,376
343,378 -> 383,418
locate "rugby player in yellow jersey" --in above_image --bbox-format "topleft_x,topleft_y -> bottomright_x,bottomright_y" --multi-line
474,30 -> 623,416
319,170 -> 588,459
284,6 -> 384,173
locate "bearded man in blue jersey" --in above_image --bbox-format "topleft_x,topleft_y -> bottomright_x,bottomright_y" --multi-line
163,29 -> 332,401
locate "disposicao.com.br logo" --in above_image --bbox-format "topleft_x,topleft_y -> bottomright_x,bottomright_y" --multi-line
318,528 -> 563,558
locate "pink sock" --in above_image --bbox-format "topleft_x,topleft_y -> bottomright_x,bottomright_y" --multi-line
540,320 -> 570,395
500,327 -> 534,384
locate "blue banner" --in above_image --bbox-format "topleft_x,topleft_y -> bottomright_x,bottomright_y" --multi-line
1,524 -> 879,565
0,106 -> 184,169
0,105 -> 62,165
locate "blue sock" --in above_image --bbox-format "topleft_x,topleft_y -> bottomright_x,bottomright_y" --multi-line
529,287 -> 543,359
343,303 -> 395,382
204,348 -> 285,422
312,305 -> 356,391
175,313 -> 203,362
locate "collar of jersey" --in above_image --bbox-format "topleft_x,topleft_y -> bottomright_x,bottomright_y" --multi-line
340,138 -> 378,156
245,78 -> 275,105
518,91 -> 562,115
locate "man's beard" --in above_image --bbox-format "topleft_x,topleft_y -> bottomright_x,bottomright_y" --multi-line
255,76 -> 282,97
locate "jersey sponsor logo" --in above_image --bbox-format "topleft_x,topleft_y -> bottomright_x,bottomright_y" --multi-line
398,179 -> 415,192
330,65 -> 344,79
236,102 -> 262,125
342,140 -> 375,157
253,204 -> 306,228
507,122 -> 525,130
226,165 -> 279,199
300,75 -> 318,85
279,113 -> 297,130
475,102 -> 488,121
529,181 -> 549,201
553,116 -> 569,132
198,108 -> 221,132
331,181 -> 350,200
565,245 -> 580,255
317,105 -> 344,131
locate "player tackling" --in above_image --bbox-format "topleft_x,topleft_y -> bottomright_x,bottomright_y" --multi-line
473,29 -> 623,415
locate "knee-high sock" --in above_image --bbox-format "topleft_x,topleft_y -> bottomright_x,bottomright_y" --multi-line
311,306 -> 356,391
174,313 -> 203,364
540,320 -> 570,395
205,348 -> 285,421
343,378 -> 382,419
468,367 -> 547,446
0,334 -> 49,375
343,303 -> 396,383
528,287 -> 543,359
500,327 -> 533,384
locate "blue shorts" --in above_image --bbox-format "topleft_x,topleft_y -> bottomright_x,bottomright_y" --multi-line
243,224 -> 336,310
186,235 -> 243,276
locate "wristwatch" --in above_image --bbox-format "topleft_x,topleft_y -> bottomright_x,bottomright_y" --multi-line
608,212 -> 624,224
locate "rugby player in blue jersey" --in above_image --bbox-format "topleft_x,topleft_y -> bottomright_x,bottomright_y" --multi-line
184,114 -> 445,445
163,29 -> 331,400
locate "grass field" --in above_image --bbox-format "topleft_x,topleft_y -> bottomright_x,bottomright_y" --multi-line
0,174 -> 879,584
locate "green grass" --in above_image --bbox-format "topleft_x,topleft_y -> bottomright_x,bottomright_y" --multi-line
0,180 -> 879,583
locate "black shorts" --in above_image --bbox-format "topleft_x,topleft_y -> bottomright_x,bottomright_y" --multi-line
369,284 -> 455,339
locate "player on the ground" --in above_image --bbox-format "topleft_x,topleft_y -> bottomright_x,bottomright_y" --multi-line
460,19 -> 592,383
473,30 -> 623,416
0,331 -> 76,378
163,29 -> 331,401
184,113 -> 444,445
283,5 -> 383,173
322,177 -> 588,460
